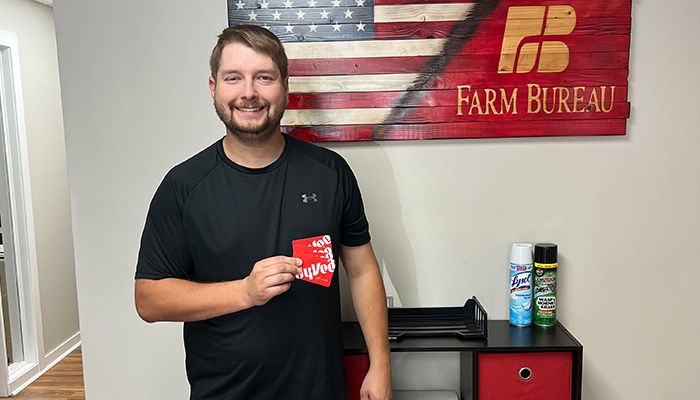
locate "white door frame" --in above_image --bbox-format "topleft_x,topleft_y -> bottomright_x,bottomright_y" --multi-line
0,29 -> 44,397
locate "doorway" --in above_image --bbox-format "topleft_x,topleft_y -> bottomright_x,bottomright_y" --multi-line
0,29 -> 41,397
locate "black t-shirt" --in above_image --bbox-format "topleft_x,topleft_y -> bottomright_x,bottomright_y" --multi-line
135,134 -> 370,400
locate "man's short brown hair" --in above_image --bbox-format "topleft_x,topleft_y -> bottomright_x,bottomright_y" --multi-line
209,25 -> 289,81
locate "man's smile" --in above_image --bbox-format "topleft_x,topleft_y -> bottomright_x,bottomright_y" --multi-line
232,103 -> 268,117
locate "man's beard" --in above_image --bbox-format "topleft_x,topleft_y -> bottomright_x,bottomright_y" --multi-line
214,99 -> 285,144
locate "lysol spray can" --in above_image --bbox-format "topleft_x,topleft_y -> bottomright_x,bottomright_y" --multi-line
534,243 -> 558,327
509,243 -> 533,327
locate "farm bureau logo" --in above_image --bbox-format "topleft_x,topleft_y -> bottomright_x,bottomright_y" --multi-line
498,5 -> 577,74
455,4 -> 617,117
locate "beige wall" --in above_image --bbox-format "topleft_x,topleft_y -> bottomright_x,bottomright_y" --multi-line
55,0 -> 700,399
0,0 -> 79,355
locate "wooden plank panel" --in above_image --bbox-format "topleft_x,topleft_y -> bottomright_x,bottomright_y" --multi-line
283,38 -> 446,59
374,16 -> 631,39
374,0 -> 630,13
282,103 -> 629,125
460,34 -> 630,55
287,86 -> 629,109
283,35 -> 631,59
285,119 -> 628,141
289,69 -> 629,92
229,7 -> 374,26
375,4 -> 475,22
375,0 -> 477,5
275,29 -> 380,43
484,0 -> 632,18
288,52 -> 630,75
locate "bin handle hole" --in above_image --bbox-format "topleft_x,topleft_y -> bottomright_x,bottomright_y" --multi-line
519,367 -> 532,381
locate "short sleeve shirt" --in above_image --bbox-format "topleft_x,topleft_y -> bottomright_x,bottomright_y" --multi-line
135,134 -> 370,400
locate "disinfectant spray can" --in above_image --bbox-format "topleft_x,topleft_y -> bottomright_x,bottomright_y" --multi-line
509,243 -> 533,327
534,243 -> 558,327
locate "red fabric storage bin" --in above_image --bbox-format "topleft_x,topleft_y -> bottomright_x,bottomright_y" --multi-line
344,355 -> 369,400
478,352 -> 572,400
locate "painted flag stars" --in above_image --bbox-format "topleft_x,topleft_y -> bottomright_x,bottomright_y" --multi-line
229,0 -> 372,38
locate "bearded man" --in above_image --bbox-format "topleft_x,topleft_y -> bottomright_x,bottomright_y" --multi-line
134,25 -> 392,400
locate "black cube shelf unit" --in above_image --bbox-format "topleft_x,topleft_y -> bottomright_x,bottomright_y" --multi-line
343,320 -> 583,400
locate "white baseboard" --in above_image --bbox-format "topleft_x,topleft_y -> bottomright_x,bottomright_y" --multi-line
43,332 -> 81,366
8,332 -> 81,396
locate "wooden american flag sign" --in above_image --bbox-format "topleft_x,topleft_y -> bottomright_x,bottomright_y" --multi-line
227,0 -> 631,141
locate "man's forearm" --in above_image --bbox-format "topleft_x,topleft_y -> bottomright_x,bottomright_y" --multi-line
135,256 -> 301,323
135,278 -> 251,323
348,267 -> 391,369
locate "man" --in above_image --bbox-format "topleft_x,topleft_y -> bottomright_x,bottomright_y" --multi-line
134,25 -> 392,400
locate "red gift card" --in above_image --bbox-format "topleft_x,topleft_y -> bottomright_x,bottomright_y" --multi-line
292,235 -> 335,287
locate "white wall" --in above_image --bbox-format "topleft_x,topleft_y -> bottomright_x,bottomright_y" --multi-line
0,0 -> 79,356
54,0 -> 700,399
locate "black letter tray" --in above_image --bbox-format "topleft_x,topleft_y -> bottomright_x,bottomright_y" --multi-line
388,297 -> 487,341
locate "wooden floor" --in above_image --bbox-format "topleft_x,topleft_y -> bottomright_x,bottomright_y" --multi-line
11,347 -> 84,399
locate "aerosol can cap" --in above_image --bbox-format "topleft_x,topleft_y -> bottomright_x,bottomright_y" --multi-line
534,243 -> 558,264
510,243 -> 533,264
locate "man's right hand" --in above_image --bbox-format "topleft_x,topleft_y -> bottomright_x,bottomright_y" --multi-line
135,256 -> 302,323
243,256 -> 302,307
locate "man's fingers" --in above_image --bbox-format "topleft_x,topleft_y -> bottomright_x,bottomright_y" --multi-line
246,255 -> 304,306
255,258 -> 302,278
264,272 -> 296,287
256,264 -> 301,280
266,282 -> 292,298
257,256 -> 302,268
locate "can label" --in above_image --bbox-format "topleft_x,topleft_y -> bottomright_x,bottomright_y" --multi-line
509,263 -> 533,326
534,263 -> 557,327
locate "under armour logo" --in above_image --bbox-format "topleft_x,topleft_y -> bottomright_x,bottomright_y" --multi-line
301,193 -> 318,203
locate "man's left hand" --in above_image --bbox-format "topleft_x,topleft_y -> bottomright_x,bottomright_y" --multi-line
360,365 -> 392,400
